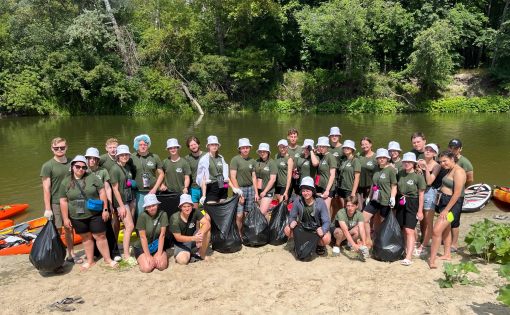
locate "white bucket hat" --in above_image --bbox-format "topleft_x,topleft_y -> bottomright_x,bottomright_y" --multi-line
302,139 -> 314,148
116,144 -> 131,156
257,143 -> 270,153
178,194 -> 193,207
425,143 -> 439,154
238,138 -> 252,148
207,135 -> 220,147
316,136 -> 329,147
277,139 -> 288,147
71,155 -> 87,165
143,194 -> 161,208
166,138 -> 181,149
329,126 -> 342,136
342,140 -> 356,151
85,147 -> 100,159
300,176 -> 316,192
375,148 -> 390,159
402,152 -> 417,163
387,141 -> 402,152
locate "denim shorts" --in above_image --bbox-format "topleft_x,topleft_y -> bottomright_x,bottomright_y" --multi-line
423,187 -> 437,210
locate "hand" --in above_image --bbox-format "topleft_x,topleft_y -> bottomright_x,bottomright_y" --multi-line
260,191 -> 266,198
63,218 -> 72,229
389,197 -> 396,208
290,221 -> 297,229
118,205 -> 127,219
232,187 -> 243,196
254,194 -> 260,202
353,243 -> 360,252
350,192 -> 356,197
199,196 -> 206,206
194,232 -> 203,242
44,210 -> 53,219
316,227 -> 324,237
102,211 -> 110,222
439,210 -> 448,221
182,187 -> 188,194
322,190 -> 329,199
149,188 -> 157,195
417,211 -> 424,221
159,184 -> 167,192
282,192 -> 288,201
417,160 -> 426,170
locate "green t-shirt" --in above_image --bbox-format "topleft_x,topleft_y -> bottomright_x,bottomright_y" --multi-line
317,153 -> 337,190
329,145 -> 344,168
295,156 -> 316,179
185,152 -> 206,188
397,170 -> 426,198
391,159 -> 403,173
169,209 -> 204,237
230,155 -> 256,187
134,210 -> 169,248
255,158 -> 278,194
372,166 -> 397,206
287,146 -> 303,161
335,208 -> 363,230
208,156 -> 225,184
411,149 -> 425,161
131,153 -> 162,191
339,157 -> 361,191
40,158 -> 71,204
90,167 -> 110,183
59,174 -> 104,219
99,154 -> 117,173
109,163 -> 134,207
162,157 -> 191,193
359,154 -> 377,188
457,156 -> 473,172
275,154 -> 291,188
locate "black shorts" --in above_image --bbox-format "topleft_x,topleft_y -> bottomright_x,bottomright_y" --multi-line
70,214 -> 106,234
289,178 -> 300,197
316,187 -> 335,198
357,186 -> 371,197
133,237 -> 172,259
275,186 -> 286,195
363,200 -> 391,218
436,194 -> 464,229
205,183 -> 228,202
396,197 -> 419,229
336,188 -> 350,199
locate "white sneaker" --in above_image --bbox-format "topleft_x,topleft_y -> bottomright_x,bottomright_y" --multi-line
332,246 -> 340,256
114,256 -> 122,262
359,245 -> 370,261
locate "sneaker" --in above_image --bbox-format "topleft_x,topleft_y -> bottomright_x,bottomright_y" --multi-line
113,256 -> 122,262
359,245 -> 370,261
332,246 -> 340,256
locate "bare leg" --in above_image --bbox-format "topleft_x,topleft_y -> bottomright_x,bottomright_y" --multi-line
421,210 -> 435,248
333,228 -> 346,247
63,227 -> 75,257
155,252 -> 168,271
259,197 -> 272,221
236,213 -> 243,236
429,219 -> 450,269
323,197 -> 332,218
80,232 -> 95,266
440,225 -> 452,260
318,232 -> 331,246
363,211 -> 374,247
175,252 -> 191,265
199,230 -> 210,258
92,232 -> 113,264
121,206 -> 135,258
451,227 -> 460,250
404,227 -> 415,261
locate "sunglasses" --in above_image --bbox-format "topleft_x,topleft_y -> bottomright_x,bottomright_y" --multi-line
52,146 -> 67,151
74,165 -> 88,170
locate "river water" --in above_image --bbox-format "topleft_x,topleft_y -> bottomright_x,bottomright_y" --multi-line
1,113 -> 509,221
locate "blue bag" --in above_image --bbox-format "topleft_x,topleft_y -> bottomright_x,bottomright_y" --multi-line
87,199 -> 103,212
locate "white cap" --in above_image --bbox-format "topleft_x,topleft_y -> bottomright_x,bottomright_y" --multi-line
207,135 -> 220,147
342,140 -> 356,151
277,139 -> 288,147
300,176 -> 315,190
143,194 -> 161,208
302,139 -> 314,148
257,143 -> 270,153
317,136 -> 329,147
375,148 -> 390,159
178,194 -> 193,207
116,144 -> 131,156
71,155 -> 87,165
84,147 -> 100,159
238,138 -> 252,148
402,152 -> 417,163
425,143 -> 439,154
166,138 -> 181,149
387,141 -> 402,152
329,126 -> 341,136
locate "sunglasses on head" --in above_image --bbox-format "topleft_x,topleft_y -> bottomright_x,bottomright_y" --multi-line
74,165 -> 88,170
52,146 -> 66,151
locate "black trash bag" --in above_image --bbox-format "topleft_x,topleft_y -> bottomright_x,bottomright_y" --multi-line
242,205 -> 269,247
205,195 -> 242,253
293,223 -> 320,260
29,219 -> 66,272
157,191 -> 181,220
372,210 -> 405,262
268,201 -> 289,245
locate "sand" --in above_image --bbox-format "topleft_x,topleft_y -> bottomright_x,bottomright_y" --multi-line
0,204 -> 509,315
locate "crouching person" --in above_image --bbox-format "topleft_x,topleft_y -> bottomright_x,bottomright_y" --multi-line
170,194 -> 211,264
134,194 -> 169,273
284,176 -> 331,256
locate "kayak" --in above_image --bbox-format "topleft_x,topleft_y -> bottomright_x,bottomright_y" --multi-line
0,204 -> 29,219
0,220 -> 14,230
0,227 -> 82,256
0,217 -> 48,235
462,183 -> 492,213
493,186 -> 510,204
118,228 -> 138,244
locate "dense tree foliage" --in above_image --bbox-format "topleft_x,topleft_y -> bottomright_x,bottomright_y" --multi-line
0,0 -> 509,115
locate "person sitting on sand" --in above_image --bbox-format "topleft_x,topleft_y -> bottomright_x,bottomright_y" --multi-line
134,194 -> 169,273
169,194 -> 211,265
284,176 -> 331,256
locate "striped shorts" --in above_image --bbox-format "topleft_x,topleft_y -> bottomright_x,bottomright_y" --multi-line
237,186 -> 255,214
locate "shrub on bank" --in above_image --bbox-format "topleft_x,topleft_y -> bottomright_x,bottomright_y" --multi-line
419,96 -> 510,112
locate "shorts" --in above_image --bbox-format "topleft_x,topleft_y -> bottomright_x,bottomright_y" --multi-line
363,200 -> 391,218
70,214 -> 106,234
436,194 -> 464,229
289,178 -> 300,197
423,187 -> 437,210
258,189 -> 274,198
336,188 -> 350,199
275,186 -> 286,195
173,241 -> 196,258
190,187 -> 202,203
357,186 -> 371,197
205,183 -> 228,203
396,197 -> 419,229
316,187 -> 335,199
237,186 -> 255,214
51,203 -> 63,228
133,238 -> 171,259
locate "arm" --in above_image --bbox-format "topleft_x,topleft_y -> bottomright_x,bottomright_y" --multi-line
261,174 -> 277,197
230,169 -> 240,189
324,168 -> 336,196
417,189 -> 424,221
111,182 -> 126,217
60,197 -> 72,229
357,221 -> 367,246
199,214 -> 211,233
150,169 -> 165,194
252,171 -> 259,201
139,230 -> 151,256
104,181 -> 113,209
351,172 -> 360,197
156,226 -> 166,256
339,221 -> 357,249
318,201 -> 331,234
287,202 -> 299,228
42,177 -> 52,212
310,150 -> 319,167
172,232 -> 201,243
183,175 -> 190,194
424,164 -> 441,186
99,188 -> 110,222
465,171 -> 474,187
284,158 -> 294,199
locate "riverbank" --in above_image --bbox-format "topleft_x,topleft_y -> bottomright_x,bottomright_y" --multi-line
0,204 -> 508,314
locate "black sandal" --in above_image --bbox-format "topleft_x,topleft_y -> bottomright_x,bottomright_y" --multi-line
316,246 -> 326,256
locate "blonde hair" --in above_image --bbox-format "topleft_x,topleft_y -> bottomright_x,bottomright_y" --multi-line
105,138 -> 119,146
51,137 -> 67,146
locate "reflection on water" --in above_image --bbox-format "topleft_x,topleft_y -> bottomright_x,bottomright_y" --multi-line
1,113 -> 509,220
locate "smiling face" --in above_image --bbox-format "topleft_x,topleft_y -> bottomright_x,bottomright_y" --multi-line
117,153 -> 130,164
278,145 -> 288,155
412,136 -> 426,152
167,146 -> 180,157
72,162 -> 87,178
361,140 -> 372,153
389,150 -> 400,160
239,146 -> 251,157
403,161 -> 415,172
317,145 -> 329,154
51,141 -> 67,158
301,187 -> 314,201
258,150 -> 269,160
342,147 -> 353,157
424,147 -> 437,159
180,203 -> 193,215
188,140 -> 200,154
106,142 -> 118,157
145,204 -> 158,216
439,156 -> 455,170
377,156 -> 389,167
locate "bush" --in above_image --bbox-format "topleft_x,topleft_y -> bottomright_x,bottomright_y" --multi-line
420,96 -> 510,112
259,100 -> 303,113
464,219 -> 510,264
317,97 -> 405,113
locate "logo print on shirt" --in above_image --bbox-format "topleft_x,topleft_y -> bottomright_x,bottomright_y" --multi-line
346,163 -> 351,167
189,223 -> 195,229
367,161 -> 374,166
407,180 -> 414,185
264,167 -> 270,171
380,173 -> 387,179
176,168 -> 182,173
280,162 -> 285,166
249,165 -> 253,169
147,161 -> 155,167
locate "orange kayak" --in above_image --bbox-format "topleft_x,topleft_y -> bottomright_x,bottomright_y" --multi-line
0,204 -> 29,219
0,220 -> 14,230
0,217 -> 47,235
0,229 -> 82,256
494,186 -> 510,204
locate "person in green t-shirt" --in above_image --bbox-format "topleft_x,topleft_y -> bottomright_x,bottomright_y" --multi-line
388,141 -> 403,172
294,139 -> 319,195
59,155 -> 117,271
134,194 -> 169,273
255,143 -> 277,218
410,132 -> 427,160
161,138 -> 191,194
286,128 -> 302,197
196,136 -> 229,204
185,136 -> 206,208
328,126 -> 343,171
99,137 -> 119,172
337,140 -> 361,209
316,136 -> 337,217
358,137 -> 376,206
275,139 -> 294,202
331,196 -> 368,260
169,194 -> 211,265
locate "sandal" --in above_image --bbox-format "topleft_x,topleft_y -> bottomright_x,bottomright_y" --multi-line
108,261 -> 119,269
400,259 -> 412,266
413,246 -> 423,257
79,262 -> 95,272
66,256 -> 84,264
315,246 -> 327,256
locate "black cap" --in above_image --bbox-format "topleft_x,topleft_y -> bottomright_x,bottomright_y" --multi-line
448,138 -> 462,148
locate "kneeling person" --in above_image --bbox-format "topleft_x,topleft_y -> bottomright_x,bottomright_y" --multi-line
170,194 -> 211,264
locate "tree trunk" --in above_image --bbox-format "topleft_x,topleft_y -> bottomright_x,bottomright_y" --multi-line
181,83 -> 205,115
491,0 -> 510,68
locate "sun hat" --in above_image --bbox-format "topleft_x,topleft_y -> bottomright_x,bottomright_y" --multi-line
329,127 -> 342,136
277,139 -> 289,147
84,147 -> 100,159
448,138 -> 462,148
143,194 -> 161,208
133,134 -> 151,150
257,143 -> 270,153
302,139 -> 314,148
387,141 -> 402,152
402,152 -> 417,163
166,138 -> 181,149
207,135 -> 220,147
178,194 -> 193,207
316,136 -> 329,147
71,155 -> 87,165
238,138 -> 252,148
375,148 -> 390,159
115,144 -> 131,156
425,143 -> 439,154
300,176 -> 316,193
342,140 -> 356,151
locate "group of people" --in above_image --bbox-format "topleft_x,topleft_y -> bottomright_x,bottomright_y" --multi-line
40,127 -> 473,272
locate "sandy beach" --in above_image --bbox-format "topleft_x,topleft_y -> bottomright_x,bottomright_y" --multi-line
1,204 -> 509,314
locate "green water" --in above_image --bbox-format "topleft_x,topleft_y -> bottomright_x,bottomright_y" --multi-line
1,113 -> 509,221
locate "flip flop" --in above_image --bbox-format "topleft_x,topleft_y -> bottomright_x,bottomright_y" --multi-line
48,303 -> 75,312
450,247 -> 458,253
66,256 -> 84,264
59,296 -> 84,305
108,261 -> 119,269
494,215 -> 509,220
400,259 -> 412,266
79,262 -> 95,272
315,246 -> 327,256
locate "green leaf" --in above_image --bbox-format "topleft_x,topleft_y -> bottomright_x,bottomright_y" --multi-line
499,264 -> 510,280
497,285 -> 510,306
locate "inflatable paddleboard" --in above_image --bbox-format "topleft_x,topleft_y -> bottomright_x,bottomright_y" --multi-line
462,183 -> 492,213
